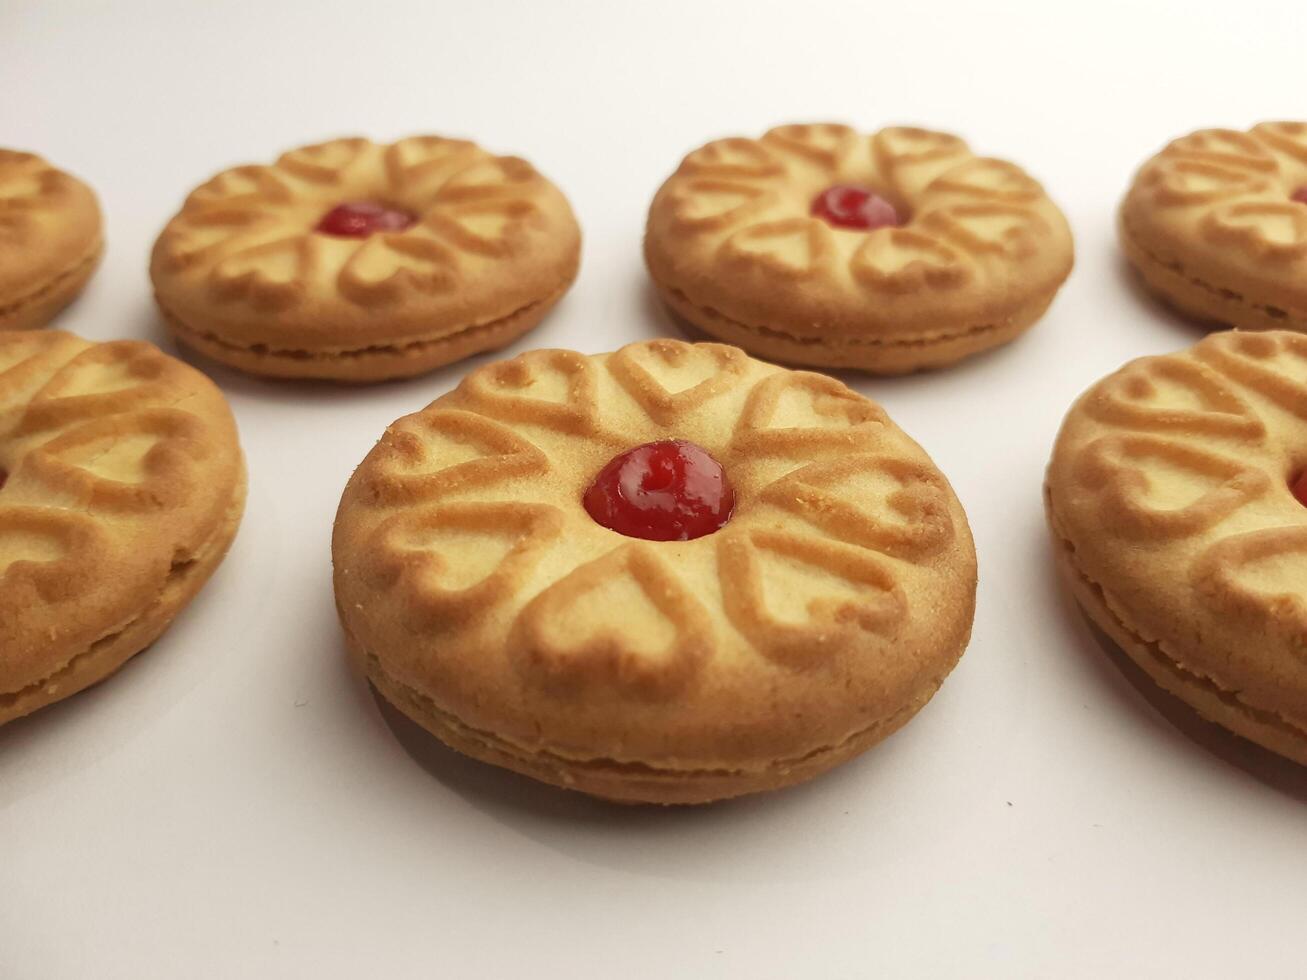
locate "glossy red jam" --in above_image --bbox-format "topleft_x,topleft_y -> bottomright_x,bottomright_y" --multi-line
811,184 -> 901,230
1292,470 -> 1307,508
1293,187 -> 1307,206
583,440 -> 735,541
315,201 -> 417,238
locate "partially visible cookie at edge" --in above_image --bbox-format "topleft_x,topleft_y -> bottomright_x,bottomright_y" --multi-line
0,150 -> 103,331
0,330 -> 246,724
1046,329 -> 1307,764
1120,121 -> 1307,332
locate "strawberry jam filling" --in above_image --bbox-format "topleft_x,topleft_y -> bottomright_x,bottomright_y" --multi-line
583,440 -> 735,541
1293,187 -> 1307,206
1292,470 -> 1307,508
811,184 -> 901,230
315,201 -> 417,238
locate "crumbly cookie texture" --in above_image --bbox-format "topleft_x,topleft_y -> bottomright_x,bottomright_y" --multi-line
333,339 -> 977,804
150,136 -> 581,382
644,123 -> 1073,374
1046,330 -> 1307,763
1120,122 -> 1307,332
0,150 -> 103,331
0,331 -> 245,724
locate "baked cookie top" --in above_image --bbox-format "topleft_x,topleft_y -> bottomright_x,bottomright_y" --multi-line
0,150 -> 102,311
645,123 -> 1072,341
1047,330 -> 1307,753
150,136 -> 580,354
1121,122 -> 1307,315
334,339 -> 976,769
0,331 -> 243,707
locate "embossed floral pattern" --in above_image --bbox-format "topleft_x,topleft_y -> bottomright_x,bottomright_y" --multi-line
650,123 -> 1067,298
0,330 -> 243,719
154,137 -> 562,310
1050,329 -> 1307,759
340,339 -> 972,700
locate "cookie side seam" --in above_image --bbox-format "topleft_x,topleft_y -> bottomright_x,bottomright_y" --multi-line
1046,486 -> 1307,746
1120,212 -> 1307,327
0,242 -> 103,321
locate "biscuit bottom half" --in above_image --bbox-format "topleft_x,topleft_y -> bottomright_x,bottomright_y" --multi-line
1046,489 -> 1307,767
156,284 -> 570,383
1119,213 -> 1307,334
0,470 -> 246,725
0,241 -> 103,332
653,279 -> 1059,375
345,628 -> 953,806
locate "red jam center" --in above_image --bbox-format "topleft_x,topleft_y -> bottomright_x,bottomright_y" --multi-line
315,201 -> 416,238
811,184 -> 901,230
1292,470 -> 1307,508
0,468 -> 7,491
583,440 -> 735,541
1292,187 -> 1307,205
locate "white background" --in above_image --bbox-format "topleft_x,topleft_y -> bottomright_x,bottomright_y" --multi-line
4,1 -> 1306,977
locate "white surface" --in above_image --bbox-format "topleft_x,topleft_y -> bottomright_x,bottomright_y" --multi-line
3,1 -> 1306,976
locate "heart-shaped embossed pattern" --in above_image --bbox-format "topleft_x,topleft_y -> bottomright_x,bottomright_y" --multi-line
15,341 -> 181,436
1251,121 -> 1307,164
679,138 -> 785,180
1085,353 -> 1267,442
851,228 -> 971,293
0,332 -> 87,418
923,203 -> 1046,259
718,529 -> 908,668
717,218 -> 834,280
927,158 -> 1044,204
511,543 -> 714,699
382,136 -> 482,191
186,164 -> 294,212
337,233 -> 456,304
275,137 -> 371,185
365,408 -> 548,505
21,409 -> 209,512
157,208 -> 279,273
759,455 -> 955,561
666,179 -> 776,232
363,502 -> 564,628
872,127 -> 969,171
435,156 -> 540,204
1202,201 -> 1307,260
607,339 -> 748,425
731,371 -> 888,456
0,506 -> 103,605
460,348 -> 606,437
1192,526 -> 1307,655
1143,159 -> 1270,207
1195,331 -> 1307,420
1164,129 -> 1280,173
760,123 -> 858,170
425,198 -> 538,257
1074,434 -> 1271,539
210,235 -> 318,309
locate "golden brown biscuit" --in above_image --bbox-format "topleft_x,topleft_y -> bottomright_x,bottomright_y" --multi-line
150,136 -> 581,382
333,339 -> 977,803
0,151 -> 103,331
644,123 -> 1073,374
0,330 -> 245,724
1046,330 -> 1307,764
1120,122 -> 1307,332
